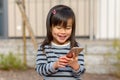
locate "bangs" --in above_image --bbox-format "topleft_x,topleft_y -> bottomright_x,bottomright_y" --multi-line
51,14 -> 68,27
51,9 -> 74,28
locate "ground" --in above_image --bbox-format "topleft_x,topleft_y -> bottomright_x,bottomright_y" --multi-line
0,68 -> 120,80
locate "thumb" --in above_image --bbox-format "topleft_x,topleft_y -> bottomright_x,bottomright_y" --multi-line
72,53 -> 76,59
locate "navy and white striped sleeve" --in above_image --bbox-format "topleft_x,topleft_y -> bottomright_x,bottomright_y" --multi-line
71,51 -> 86,78
71,43 -> 86,78
35,45 -> 58,76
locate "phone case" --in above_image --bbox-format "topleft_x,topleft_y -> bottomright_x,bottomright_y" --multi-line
66,47 -> 84,58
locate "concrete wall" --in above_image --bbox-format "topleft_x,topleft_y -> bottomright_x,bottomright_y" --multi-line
0,39 -> 118,74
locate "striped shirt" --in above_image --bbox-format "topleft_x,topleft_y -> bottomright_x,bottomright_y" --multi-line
36,42 -> 85,80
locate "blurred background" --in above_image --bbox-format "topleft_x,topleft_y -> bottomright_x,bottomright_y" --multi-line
0,0 -> 120,80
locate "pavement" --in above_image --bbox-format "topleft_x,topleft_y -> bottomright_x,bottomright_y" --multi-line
0,68 -> 120,80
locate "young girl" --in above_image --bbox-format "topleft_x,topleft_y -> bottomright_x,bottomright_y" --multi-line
36,5 -> 85,80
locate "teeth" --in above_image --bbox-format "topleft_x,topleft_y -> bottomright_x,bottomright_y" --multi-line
60,36 -> 65,38
58,35 -> 67,40
59,35 -> 66,37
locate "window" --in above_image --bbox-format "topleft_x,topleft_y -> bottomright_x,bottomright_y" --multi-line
0,0 -> 8,39
0,0 -> 3,36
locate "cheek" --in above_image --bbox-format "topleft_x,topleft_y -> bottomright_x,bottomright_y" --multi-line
68,30 -> 72,38
67,30 -> 72,35
52,30 -> 57,36
53,32 -> 57,36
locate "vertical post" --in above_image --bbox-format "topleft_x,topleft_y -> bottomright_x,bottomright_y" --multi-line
16,0 -> 38,50
90,0 -> 94,40
22,0 -> 27,66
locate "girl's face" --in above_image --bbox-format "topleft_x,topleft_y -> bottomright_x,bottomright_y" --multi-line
51,19 -> 73,45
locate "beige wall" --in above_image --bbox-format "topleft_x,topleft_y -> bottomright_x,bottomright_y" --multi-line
8,0 -> 96,38
96,0 -> 120,39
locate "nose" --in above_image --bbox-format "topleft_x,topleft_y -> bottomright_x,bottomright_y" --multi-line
60,28 -> 66,33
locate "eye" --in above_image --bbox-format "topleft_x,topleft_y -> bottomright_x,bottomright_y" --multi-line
66,26 -> 72,30
56,26 -> 61,29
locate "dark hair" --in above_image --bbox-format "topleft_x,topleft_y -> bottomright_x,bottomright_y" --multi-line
41,5 -> 78,49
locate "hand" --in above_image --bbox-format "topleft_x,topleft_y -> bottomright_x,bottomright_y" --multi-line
68,53 -> 80,71
53,56 -> 70,69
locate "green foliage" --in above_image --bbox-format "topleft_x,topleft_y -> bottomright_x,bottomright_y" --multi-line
112,39 -> 120,77
0,52 -> 27,70
113,39 -> 120,52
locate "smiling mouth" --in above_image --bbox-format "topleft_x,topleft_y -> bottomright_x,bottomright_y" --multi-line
58,35 -> 66,40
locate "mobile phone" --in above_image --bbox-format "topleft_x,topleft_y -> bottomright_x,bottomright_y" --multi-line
66,47 -> 84,58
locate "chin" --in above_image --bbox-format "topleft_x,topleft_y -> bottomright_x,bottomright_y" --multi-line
58,40 -> 67,44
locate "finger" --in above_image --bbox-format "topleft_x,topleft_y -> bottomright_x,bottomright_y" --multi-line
58,65 -> 66,68
70,58 -> 73,62
59,62 -> 68,65
59,58 -> 68,63
72,53 -> 76,59
60,56 -> 70,62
